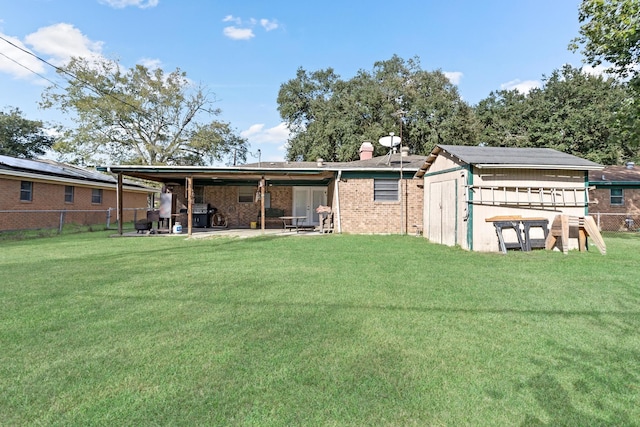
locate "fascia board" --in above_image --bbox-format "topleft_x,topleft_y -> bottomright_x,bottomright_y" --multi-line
474,163 -> 604,171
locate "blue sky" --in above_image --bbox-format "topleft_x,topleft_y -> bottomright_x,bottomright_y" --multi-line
0,0 -> 592,163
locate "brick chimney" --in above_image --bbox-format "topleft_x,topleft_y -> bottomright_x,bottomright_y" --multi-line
359,141 -> 374,160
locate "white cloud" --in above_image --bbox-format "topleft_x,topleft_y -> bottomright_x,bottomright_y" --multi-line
99,0 -> 159,9
222,15 -> 279,40
0,33 -> 47,79
260,19 -> 278,31
500,78 -> 541,94
241,122 -> 290,144
581,64 -> 608,77
24,23 -> 104,66
222,15 -> 242,25
223,26 -> 255,41
444,71 -> 463,85
138,57 -> 163,70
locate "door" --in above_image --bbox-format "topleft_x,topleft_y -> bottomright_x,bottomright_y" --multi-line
428,180 -> 457,246
293,187 -> 327,226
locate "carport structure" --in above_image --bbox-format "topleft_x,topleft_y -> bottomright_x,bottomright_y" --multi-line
98,162 -> 336,236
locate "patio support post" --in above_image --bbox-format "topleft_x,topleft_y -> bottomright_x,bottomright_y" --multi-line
117,172 -> 123,235
187,176 -> 193,236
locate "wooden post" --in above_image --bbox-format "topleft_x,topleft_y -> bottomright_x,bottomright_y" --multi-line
187,176 -> 193,236
117,172 -> 123,235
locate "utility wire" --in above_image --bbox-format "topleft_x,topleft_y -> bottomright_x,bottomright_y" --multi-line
0,35 -> 144,113
0,50 -> 60,88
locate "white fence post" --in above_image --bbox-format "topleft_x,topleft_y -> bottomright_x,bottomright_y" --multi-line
58,210 -> 65,234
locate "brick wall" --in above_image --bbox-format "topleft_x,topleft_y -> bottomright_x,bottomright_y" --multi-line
169,178 -> 424,234
172,185 -> 293,228
589,187 -> 640,215
0,177 -> 149,231
589,187 -> 640,231
337,178 -> 423,234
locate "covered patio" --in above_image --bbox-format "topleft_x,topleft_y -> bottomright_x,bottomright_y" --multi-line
98,162 -> 336,237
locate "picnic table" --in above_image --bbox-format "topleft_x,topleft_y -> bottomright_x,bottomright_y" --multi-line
279,216 -> 307,233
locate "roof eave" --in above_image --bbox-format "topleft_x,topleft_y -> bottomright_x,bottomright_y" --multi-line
475,163 -> 604,171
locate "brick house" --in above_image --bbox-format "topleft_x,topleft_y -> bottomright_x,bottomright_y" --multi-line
588,162 -> 640,231
98,143 -> 425,235
0,155 -> 154,232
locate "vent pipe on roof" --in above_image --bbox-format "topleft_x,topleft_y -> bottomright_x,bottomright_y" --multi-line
626,161 -> 635,169
359,141 -> 374,160
317,158 -> 324,167
401,146 -> 409,157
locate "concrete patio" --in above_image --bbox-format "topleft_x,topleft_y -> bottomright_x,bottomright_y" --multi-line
116,227 -> 326,239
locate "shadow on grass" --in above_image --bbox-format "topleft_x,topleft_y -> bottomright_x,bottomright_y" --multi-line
519,336 -> 640,426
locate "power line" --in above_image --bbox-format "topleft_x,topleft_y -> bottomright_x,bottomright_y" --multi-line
0,50 -> 60,87
0,35 -> 144,113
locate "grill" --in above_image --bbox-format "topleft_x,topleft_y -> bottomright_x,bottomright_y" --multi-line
192,203 -> 210,227
192,203 -> 209,214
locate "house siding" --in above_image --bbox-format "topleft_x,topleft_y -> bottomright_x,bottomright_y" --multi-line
0,176 -> 149,231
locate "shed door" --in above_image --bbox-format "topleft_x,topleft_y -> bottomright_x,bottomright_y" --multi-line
428,180 -> 457,246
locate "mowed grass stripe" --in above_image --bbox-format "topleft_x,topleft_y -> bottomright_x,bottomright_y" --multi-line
0,232 -> 638,425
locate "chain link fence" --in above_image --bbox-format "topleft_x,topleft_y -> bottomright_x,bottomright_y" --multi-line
591,212 -> 640,233
0,207 -> 149,234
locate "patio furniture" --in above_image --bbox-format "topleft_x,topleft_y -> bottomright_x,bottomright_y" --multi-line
319,212 -> 334,233
257,208 -> 285,226
279,216 -> 307,233
135,219 -> 152,233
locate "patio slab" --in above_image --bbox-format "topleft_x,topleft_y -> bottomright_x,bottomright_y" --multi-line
115,227 -> 324,239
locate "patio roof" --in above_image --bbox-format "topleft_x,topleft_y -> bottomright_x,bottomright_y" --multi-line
97,154 -> 427,185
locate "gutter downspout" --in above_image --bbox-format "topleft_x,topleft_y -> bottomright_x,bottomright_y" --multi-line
335,170 -> 342,233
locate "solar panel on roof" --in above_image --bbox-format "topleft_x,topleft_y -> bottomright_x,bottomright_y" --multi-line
0,155 -> 115,183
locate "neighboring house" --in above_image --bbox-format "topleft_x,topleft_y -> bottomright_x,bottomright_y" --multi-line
0,155 -> 154,231
588,162 -> 640,231
97,142 -> 425,235
415,145 -> 603,252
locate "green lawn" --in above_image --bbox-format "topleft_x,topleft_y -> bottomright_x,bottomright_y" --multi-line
1,232 -> 639,426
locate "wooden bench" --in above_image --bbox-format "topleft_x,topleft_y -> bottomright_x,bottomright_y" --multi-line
257,208 -> 285,226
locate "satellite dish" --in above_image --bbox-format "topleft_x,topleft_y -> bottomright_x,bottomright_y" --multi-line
378,135 -> 401,148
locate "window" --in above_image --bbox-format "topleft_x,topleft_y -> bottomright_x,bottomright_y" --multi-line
194,186 -> 205,204
610,188 -> 624,206
91,188 -> 103,204
374,179 -> 398,201
20,181 -> 33,202
64,185 -> 74,203
238,187 -> 255,203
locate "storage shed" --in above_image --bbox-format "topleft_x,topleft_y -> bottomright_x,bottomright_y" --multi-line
415,145 -> 603,252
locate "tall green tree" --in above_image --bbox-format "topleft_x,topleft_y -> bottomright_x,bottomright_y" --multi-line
570,0 -> 640,79
475,65 -> 633,164
41,57 -> 247,166
0,108 -> 56,159
570,0 -> 640,162
277,55 -> 477,161
475,90 -> 529,147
